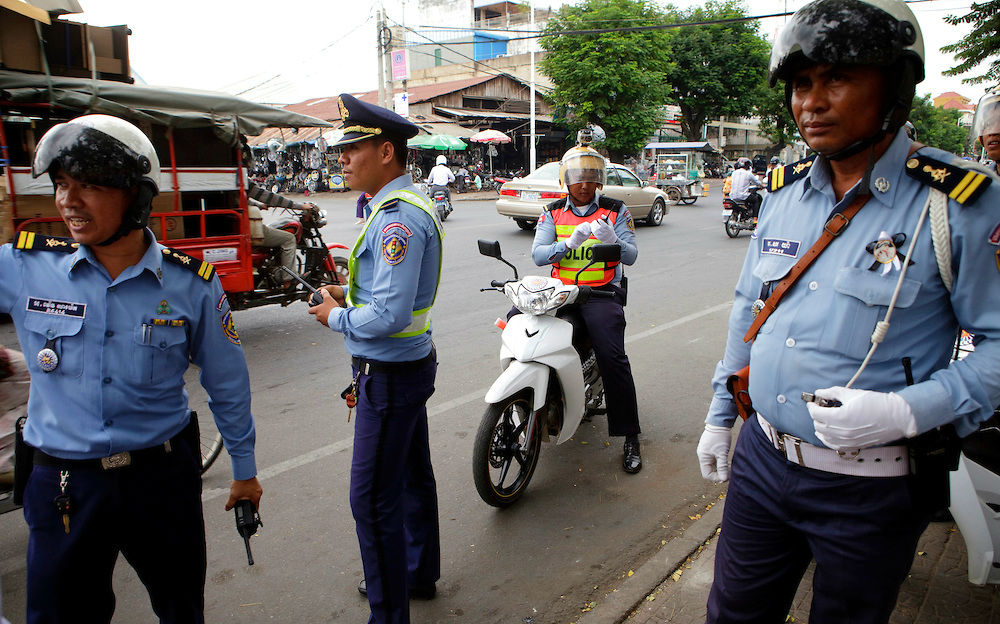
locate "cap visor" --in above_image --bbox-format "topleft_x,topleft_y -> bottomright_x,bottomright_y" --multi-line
330,131 -> 379,147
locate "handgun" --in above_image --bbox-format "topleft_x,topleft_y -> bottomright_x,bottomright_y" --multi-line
234,499 -> 262,566
278,266 -> 325,306
801,392 -> 842,408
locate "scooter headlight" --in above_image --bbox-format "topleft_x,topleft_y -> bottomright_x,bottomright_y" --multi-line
313,209 -> 328,228
505,277 -> 569,315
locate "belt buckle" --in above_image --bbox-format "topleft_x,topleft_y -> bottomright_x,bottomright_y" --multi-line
778,434 -> 805,465
100,451 -> 132,470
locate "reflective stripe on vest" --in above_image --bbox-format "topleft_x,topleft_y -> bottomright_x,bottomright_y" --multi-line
346,189 -> 444,338
551,206 -> 619,286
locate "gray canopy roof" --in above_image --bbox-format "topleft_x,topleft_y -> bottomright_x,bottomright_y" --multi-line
0,70 -> 332,144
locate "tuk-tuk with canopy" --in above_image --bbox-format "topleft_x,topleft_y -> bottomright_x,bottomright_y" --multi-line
0,70 -> 337,307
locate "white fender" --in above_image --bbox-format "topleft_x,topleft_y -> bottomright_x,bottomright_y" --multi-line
488,313 -> 587,445
484,360 -> 550,412
950,453 -> 1000,585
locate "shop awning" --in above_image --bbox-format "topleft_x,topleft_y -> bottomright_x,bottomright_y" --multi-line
643,141 -> 718,152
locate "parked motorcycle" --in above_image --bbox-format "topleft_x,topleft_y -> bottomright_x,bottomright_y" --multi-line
230,205 -> 349,310
431,187 -> 452,222
473,239 -> 621,507
723,188 -> 762,238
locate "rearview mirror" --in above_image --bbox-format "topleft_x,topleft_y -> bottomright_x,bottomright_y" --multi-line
590,243 -> 621,264
478,239 -> 502,258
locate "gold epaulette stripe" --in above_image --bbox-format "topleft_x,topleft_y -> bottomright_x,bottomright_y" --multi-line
15,231 -> 34,249
950,171 -> 988,204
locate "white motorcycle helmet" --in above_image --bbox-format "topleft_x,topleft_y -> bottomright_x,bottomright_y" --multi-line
436,155 -> 447,166
32,114 -> 161,242
973,91 -> 1000,141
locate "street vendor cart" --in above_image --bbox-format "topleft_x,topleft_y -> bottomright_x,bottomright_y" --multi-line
643,141 -> 718,204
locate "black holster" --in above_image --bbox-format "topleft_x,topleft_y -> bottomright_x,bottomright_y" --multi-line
13,415 -> 32,505
907,425 -> 961,513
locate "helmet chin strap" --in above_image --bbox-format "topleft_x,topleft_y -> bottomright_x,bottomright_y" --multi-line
824,112 -> 892,162
96,186 -> 155,246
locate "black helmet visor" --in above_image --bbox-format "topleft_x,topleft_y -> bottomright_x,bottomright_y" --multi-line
769,0 -> 920,86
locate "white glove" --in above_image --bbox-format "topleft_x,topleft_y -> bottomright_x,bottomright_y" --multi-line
807,386 -> 918,450
565,221 -> 592,249
696,424 -> 734,482
591,217 -> 618,244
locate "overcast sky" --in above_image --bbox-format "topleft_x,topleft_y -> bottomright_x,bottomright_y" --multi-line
70,0 -> 986,106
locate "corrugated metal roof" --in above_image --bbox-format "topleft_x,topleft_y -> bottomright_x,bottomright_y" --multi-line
644,141 -> 718,152
434,106 -> 552,122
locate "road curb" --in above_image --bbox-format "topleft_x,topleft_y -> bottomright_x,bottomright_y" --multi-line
575,498 -> 726,624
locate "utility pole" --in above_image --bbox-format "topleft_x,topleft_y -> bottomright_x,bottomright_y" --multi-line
376,7 -> 386,109
529,0 -> 536,172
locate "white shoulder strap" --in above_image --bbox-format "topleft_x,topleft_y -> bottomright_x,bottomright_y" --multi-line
928,188 -> 953,292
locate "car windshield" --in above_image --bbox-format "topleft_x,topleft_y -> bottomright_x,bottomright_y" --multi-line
523,162 -> 562,181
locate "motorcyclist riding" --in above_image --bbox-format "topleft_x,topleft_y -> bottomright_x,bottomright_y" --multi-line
729,157 -> 763,218
527,129 -> 643,473
426,154 -> 455,210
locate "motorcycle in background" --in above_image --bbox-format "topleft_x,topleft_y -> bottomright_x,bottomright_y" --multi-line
231,205 -> 349,310
431,187 -> 452,222
473,239 -> 621,507
723,188 -> 762,238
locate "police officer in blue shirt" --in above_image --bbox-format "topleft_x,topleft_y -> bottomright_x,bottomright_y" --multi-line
308,94 -> 443,624
0,114 -> 262,623
696,1 -> 1000,622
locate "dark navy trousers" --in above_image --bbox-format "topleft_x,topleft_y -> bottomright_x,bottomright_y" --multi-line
707,418 -> 932,624
350,356 -> 440,624
23,435 -> 205,624
573,286 -> 640,437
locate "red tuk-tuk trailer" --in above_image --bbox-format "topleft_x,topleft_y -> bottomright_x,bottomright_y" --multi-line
0,70 -> 334,303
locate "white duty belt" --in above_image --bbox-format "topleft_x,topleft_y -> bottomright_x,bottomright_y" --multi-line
757,414 -> 909,478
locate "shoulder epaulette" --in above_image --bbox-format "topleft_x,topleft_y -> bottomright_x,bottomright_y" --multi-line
13,231 -> 78,252
905,154 -> 991,206
768,155 -> 817,192
161,247 -> 215,281
379,198 -> 400,211
598,195 -> 625,211
545,198 -> 567,212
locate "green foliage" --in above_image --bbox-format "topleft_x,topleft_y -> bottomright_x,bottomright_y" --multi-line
661,0 -> 771,141
909,95 -> 970,155
540,0 -> 673,159
755,83 -> 798,154
942,0 -> 1000,86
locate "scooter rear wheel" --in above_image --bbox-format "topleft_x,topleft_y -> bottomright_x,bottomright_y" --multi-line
473,392 -> 542,507
724,213 -> 741,238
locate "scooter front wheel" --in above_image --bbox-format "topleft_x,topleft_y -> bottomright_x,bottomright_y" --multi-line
473,392 -> 542,507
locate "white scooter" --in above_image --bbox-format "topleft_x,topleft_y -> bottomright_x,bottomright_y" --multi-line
946,332 -> 1000,585
473,239 -> 621,507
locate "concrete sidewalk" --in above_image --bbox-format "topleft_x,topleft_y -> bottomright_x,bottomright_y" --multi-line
577,498 -> 1000,624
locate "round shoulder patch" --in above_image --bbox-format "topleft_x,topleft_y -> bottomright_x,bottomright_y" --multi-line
382,231 -> 409,265
222,311 -> 241,345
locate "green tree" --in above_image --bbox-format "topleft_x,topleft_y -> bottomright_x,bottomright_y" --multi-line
754,83 -> 798,155
942,0 -> 1000,86
662,0 -> 771,141
540,0 -> 673,160
908,95 -> 970,155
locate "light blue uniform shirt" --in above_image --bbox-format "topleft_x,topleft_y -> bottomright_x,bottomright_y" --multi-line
707,128 -> 1000,446
327,174 -> 442,361
0,231 -> 257,480
532,193 -> 638,285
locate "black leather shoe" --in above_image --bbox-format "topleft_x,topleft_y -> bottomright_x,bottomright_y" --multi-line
358,579 -> 437,600
623,439 -> 642,474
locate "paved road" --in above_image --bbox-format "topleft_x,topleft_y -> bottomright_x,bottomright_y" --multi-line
0,181 -> 748,623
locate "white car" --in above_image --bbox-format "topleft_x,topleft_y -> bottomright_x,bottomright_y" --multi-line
496,162 -> 673,230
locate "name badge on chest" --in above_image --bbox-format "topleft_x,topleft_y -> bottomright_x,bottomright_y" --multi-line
760,238 -> 801,258
26,297 -> 86,318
